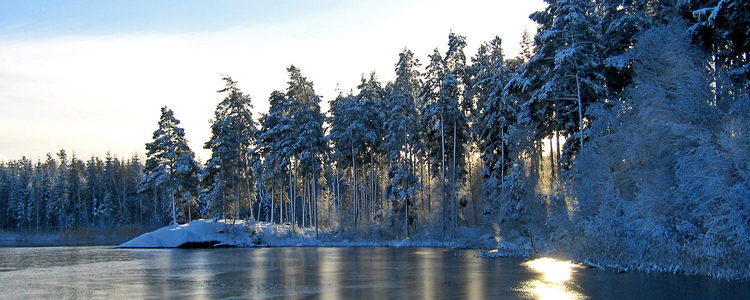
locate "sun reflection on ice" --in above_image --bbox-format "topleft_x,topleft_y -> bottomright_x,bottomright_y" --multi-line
519,258 -> 587,300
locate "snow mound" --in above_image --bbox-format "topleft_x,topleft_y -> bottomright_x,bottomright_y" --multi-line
118,219 -> 266,248
119,219 -> 482,249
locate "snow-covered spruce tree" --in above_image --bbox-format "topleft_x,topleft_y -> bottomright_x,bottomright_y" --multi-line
521,0 -> 605,169
691,0 -> 750,105
26,160 -> 42,231
327,74 -> 387,235
6,158 -> 32,230
85,156 -> 104,225
202,76 -> 257,222
123,155 -> 145,224
29,155 -> 55,231
566,21 -> 750,278
140,106 -> 200,225
471,37 -> 505,123
327,92 -> 366,232
97,153 -> 120,226
0,162 -> 8,229
420,32 -> 472,235
472,36 -> 544,240
384,48 -> 422,238
355,72 -> 388,231
257,90 -> 295,225
285,66 -> 327,238
596,0 -> 654,100
49,150 -> 84,229
471,36 -> 514,200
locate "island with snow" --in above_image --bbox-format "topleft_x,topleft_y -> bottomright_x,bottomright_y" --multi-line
118,219 -> 495,249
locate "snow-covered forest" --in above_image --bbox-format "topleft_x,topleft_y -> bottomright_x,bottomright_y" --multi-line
2,0 -> 749,278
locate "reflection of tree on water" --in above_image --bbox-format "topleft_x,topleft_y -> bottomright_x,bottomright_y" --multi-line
519,258 -> 587,300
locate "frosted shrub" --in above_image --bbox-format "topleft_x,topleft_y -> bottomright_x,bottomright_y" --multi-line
563,22 -> 750,278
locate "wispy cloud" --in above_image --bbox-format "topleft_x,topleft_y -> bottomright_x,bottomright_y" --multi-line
0,0 -> 545,161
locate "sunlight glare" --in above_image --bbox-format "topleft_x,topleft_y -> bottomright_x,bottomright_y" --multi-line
526,257 -> 574,283
519,258 -> 587,300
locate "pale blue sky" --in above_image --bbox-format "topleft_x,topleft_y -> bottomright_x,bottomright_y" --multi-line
0,0 -> 546,162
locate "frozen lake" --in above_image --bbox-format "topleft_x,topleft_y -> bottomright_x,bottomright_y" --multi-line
0,246 -> 747,299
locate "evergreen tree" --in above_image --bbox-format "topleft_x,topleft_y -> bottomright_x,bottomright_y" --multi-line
691,0 -> 750,103
356,72 -> 387,230
471,37 -> 523,216
202,76 -> 257,222
327,72 -> 388,233
86,156 -> 105,225
141,106 -> 200,225
518,0 -> 605,166
420,32 -> 472,234
0,161 -> 9,229
327,92 -> 367,230
384,48 -> 422,237
257,90 -> 295,225
8,158 -> 32,229
286,65 -> 327,237
49,150 -> 70,228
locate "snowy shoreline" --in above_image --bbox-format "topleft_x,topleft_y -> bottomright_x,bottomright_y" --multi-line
115,219 -> 750,280
117,219 -> 476,249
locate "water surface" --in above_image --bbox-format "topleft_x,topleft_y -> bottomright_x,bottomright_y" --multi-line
0,246 -> 746,299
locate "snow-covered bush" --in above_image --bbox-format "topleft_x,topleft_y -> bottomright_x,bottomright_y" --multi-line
562,21 -> 750,279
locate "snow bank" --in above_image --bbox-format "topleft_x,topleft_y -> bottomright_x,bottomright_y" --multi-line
119,219 -> 470,248
118,219 -> 266,248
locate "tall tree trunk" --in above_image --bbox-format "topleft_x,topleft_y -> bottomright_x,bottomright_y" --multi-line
313,172 -> 318,239
549,136 -> 555,184
281,181 -> 285,224
171,192 -> 176,225
452,122 -> 457,233
441,112 -> 447,235
352,136 -> 358,230
302,175 -> 307,228
271,185 -> 275,224
501,133 -> 506,190
556,131 -> 561,184
370,150 -> 375,223
290,160 -> 295,235
336,170 -> 341,215
576,73 -> 584,150
246,175 -> 254,222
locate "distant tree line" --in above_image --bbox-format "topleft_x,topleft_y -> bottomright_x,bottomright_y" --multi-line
0,151 -> 154,230
1,0 -> 748,278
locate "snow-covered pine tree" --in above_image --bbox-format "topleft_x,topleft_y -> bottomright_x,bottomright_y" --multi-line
470,36 -> 523,220
141,106 -> 200,225
691,0 -> 750,104
34,154 -> 56,230
202,76 -> 257,223
285,66 -> 327,238
99,153 -> 120,225
516,0 -> 597,160
49,150 -> 72,228
384,48 -> 422,238
257,90 -> 295,225
420,32 -> 472,234
86,156 -> 106,225
355,72 -> 387,228
595,0 -> 650,100
7,158 -> 32,229
327,92 -> 364,231
0,162 -> 9,229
